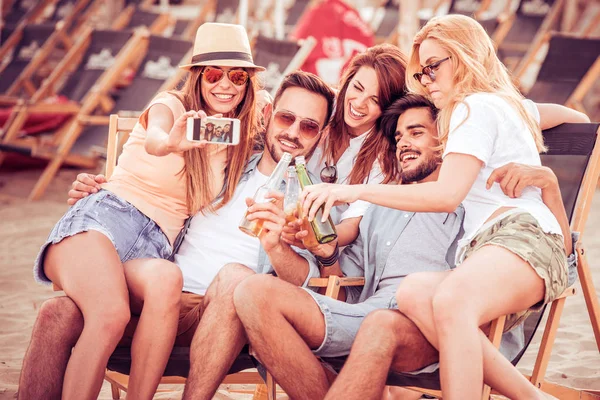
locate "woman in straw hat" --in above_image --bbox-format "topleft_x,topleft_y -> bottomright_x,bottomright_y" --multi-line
302,14 -> 589,399
31,23 -> 264,399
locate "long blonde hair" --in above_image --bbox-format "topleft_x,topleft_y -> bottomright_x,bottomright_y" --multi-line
175,66 -> 257,215
406,15 -> 545,152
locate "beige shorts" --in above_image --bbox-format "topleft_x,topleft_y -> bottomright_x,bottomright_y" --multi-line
462,212 -> 568,332
119,292 -> 205,347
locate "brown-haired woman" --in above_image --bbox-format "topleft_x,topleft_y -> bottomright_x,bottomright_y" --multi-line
31,23 -> 262,399
304,44 -> 407,245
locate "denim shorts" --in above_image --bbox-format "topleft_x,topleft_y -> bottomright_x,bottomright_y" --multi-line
34,190 -> 172,285
303,288 -> 398,358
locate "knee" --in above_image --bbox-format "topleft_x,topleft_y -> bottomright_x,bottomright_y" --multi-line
37,297 -> 83,337
361,310 -> 401,342
431,280 -> 471,328
233,274 -> 275,318
396,274 -> 434,319
86,299 -> 131,341
205,263 -> 255,305
141,259 -> 183,306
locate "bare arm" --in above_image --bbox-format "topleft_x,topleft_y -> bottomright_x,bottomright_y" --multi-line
301,153 -> 482,221
487,163 -> 572,254
536,103 -> 590,130
144,105 -> 207,156
335,217 -> 361,247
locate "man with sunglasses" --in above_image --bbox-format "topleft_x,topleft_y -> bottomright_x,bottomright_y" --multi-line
18,71 -> 336,400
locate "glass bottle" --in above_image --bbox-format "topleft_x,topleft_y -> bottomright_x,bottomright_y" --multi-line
294,156 -> 337,244
239,152 -> 292,237
284,165 -> 319,247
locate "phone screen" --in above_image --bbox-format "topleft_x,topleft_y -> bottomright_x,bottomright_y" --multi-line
187,117 -> 240,145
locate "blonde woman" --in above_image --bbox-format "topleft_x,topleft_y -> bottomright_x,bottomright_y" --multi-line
31,23 -> 262,400
300,15 -> 589,399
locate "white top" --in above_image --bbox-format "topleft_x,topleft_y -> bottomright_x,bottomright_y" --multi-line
307,128 -> 383,223
443,93 -> 562,248
175,168 -> 268,295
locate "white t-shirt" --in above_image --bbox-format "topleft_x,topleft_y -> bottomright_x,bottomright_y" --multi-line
175,168 -> 269,295
443,93 -> 562,247
307,128 -> 383,223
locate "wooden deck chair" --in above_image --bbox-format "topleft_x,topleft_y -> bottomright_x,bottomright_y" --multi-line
111,4 -> 172,35
64,34 -> 192,160
369,0 -> 400,44
96,114 -> 275,400
499,0 -> 565,74
284,0 -> 313,37
264,123 -> 600,400
524,33 -> 600,116
252,34 -> 317,97
0,0 -> 93,99
0,29 -> 148,199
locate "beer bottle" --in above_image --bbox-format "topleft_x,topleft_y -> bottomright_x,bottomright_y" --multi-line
284,165 -> 319,247
294,156 -> 337,244
239,152 -> 292,237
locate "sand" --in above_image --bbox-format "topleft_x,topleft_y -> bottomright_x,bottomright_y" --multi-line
0,166 -> 599,399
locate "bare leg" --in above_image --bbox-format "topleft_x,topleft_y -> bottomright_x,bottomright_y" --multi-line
325,309 -> 437,400
43,232 -> 131,400
18,297 -> 84,400
121,259 -> 183,400
182,263 -> 255,400
397,246 -> 554,400
234,274 -> 329,400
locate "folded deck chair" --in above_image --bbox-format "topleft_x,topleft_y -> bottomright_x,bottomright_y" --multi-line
252,34 -> 316,97
0,29 -> 148,199
92,115 -> 273,400
264,123 -> 600,399
524,33 -> 600,115
499,0 -> 565,74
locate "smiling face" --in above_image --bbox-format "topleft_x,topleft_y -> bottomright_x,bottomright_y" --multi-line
201,66 -> 248,115
343,66 -> 382,137
417,39 -> 454,109
394,107 -> 441,183
264,86 -> 327,166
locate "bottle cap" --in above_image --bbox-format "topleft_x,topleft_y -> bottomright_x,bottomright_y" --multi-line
281,152 -> 292,162
287,166 -> 296,174
295,155 -> 306,164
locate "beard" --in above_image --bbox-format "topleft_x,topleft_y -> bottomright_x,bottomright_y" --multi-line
265,122 -> 319,165
400,154 -> 440,183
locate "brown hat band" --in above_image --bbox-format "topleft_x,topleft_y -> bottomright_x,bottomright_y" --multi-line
191,51 -> 254,64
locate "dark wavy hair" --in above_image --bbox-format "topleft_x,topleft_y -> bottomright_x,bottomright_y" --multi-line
380,94 -> 438,148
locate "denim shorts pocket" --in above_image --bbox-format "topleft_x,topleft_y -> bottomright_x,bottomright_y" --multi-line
98,192 -> 130,211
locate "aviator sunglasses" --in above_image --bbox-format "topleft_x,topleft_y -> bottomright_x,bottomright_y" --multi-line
273,110 -> 322,140
412,56 -> 451,84
202,67 -> 249,86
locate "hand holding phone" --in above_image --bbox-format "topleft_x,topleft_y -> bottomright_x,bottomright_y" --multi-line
187,116 -> 241,145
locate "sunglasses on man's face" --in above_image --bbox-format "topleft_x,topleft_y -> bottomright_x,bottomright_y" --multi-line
412,56 -> 451,84
202,67 -> 249,86
273,110 -> 322,140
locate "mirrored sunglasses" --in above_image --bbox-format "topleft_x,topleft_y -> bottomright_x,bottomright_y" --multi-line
202,67 -> 249,86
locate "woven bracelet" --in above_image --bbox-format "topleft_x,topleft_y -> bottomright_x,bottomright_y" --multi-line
315,243 -> 339,267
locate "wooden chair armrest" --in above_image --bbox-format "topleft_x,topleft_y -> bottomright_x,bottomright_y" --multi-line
309,276 -> 365,299
556,286 -> 576,300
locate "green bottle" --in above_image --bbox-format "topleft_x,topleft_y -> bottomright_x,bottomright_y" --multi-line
294,156 -> 337,244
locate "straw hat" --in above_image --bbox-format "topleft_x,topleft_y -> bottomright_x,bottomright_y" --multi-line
179,23 -> 265,71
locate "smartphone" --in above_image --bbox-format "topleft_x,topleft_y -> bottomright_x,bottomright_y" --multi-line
186,116 -> 241,145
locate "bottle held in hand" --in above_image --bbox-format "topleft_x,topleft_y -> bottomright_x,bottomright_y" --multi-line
284,165 -> 319,247
239,152 -> 292,237
295,156 -> 337,244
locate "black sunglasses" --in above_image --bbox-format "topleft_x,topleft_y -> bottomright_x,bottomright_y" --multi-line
320,162 -> 337,184
412,57 -> 451,84
202,67 -> 249,86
